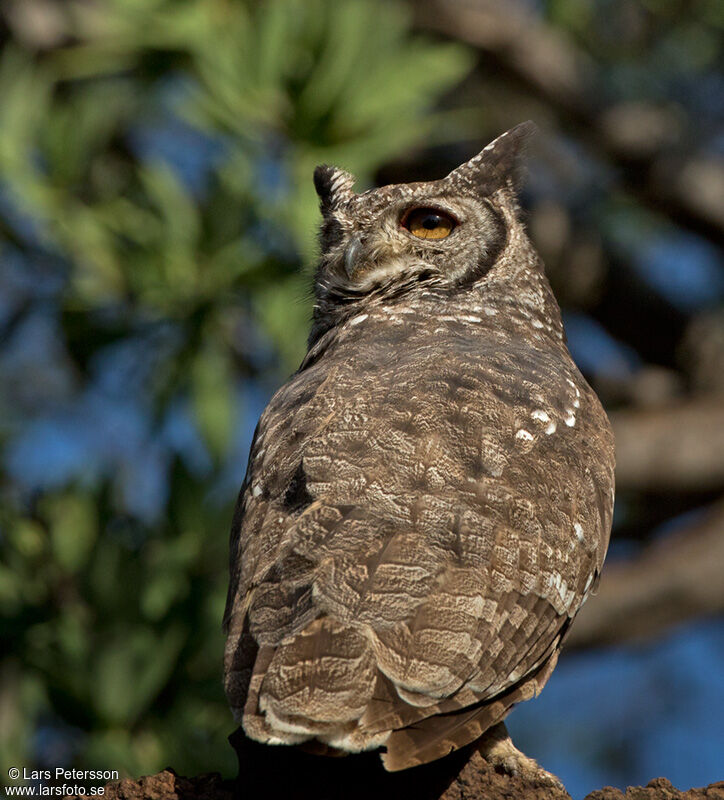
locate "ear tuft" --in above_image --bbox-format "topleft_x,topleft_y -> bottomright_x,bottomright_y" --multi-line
447,121 -> 538,196
313,165 -> 356,212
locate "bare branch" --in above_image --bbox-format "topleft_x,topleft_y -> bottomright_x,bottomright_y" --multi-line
566,499 -> 724,651
612,402 -> 724,491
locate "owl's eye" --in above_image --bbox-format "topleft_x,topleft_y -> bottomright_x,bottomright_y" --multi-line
401,207 -> 456,240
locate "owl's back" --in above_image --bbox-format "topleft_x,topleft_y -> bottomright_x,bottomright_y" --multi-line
224,280 -> 614,770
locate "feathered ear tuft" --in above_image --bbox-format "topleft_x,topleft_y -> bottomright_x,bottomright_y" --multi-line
313,165 -> 356,213
446,121 -> 538,196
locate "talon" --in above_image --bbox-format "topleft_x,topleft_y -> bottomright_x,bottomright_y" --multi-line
476,721 -> 569,794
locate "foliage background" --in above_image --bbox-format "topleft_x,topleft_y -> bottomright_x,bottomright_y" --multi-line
0,1 -> 721,797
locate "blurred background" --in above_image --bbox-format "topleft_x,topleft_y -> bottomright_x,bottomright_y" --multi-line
0,1 -> 722,797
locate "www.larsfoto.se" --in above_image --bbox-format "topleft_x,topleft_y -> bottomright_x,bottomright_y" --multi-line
6,785 -> 106,796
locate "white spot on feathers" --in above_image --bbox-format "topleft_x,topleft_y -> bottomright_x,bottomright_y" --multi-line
548,571 -> 576,611
516,429 -> 534,441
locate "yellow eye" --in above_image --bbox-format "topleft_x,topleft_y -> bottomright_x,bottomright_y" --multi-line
402,207 -> 456,240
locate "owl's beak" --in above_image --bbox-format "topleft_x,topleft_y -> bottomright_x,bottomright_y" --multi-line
344,235 -> 363,278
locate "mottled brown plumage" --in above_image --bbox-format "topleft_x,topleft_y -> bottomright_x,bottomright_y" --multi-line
223,122 -> 615,772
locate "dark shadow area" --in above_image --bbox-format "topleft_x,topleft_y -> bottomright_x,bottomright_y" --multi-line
229,728 -> 474,800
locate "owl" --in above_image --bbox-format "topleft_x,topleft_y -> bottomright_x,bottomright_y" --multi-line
223,122 -> 615,780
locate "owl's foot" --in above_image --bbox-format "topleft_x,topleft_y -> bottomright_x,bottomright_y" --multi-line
477,721 -> 568,794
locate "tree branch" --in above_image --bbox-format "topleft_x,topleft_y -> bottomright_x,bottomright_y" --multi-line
611,401 -> 724,491
566,498 -> 724,651
85,755 -> 724,800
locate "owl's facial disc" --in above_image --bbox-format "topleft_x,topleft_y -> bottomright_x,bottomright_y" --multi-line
315,122 -> 537,291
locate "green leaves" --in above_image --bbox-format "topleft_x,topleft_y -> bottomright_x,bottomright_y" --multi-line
47,495 -> 98,573
92,625 -> 185,726
254,275 -> 313,375
190,339 -> 237,461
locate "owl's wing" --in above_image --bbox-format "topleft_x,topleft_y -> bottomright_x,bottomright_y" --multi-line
352,546 -> 590,770
372,592 -> 577,770
379,638 -> 562,771
359,591 -> 566,734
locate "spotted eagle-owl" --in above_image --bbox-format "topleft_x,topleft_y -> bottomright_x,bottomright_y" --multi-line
223,122 -> 615,775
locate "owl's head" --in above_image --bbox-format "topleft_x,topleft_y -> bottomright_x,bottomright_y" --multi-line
313,122 -> 537,309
